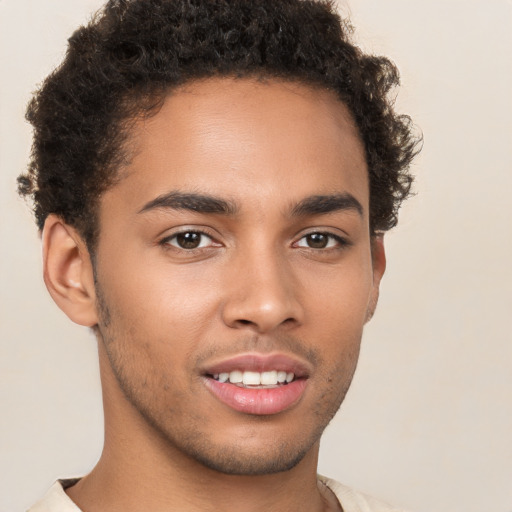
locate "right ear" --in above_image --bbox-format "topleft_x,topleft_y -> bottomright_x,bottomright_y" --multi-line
42,214 -> 99,327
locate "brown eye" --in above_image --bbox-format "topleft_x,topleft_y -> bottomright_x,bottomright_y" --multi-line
165,231 -> 213,250
295,232 -> 346,249
306,233 -> 329,248
176,232 -> 202,249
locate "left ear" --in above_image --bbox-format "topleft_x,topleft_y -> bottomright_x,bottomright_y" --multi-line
365,234 -> 386,322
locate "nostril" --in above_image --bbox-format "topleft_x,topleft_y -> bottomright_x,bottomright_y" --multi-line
234,317 -> 296,329
222,291 -> 303,332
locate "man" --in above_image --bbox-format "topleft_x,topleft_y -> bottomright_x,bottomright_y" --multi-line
18,0 -> 420,510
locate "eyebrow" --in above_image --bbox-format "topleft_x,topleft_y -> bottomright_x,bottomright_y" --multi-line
138,191 -> 238,215
290,193 -> 364,217
138,191 -> 363,218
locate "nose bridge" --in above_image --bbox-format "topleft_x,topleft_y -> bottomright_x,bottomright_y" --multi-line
221,240 -> 302,332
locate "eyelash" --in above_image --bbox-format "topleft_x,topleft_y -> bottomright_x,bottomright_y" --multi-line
159,229 -> 219,251
293,232 -> 350,250
159,229 -> 350,252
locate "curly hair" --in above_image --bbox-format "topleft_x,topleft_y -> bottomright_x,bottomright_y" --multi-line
18,0 -> 421,249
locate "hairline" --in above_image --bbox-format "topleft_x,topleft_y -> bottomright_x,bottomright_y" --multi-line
82,73 -> 368,254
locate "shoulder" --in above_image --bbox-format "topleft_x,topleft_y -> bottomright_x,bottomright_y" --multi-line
319,475 -> 411,512
29,476 -> 410,512
27,480 -> 81,512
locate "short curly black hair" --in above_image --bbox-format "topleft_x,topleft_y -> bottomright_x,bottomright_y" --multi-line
18,0 -> 420,249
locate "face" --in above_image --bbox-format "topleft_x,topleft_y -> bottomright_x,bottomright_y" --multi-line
92,78 -> 384,475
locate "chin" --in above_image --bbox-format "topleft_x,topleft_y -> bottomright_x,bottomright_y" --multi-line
179,437 -> 314,476
153,411 -> 331,477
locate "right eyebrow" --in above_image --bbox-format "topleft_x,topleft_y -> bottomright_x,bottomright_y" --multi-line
290,193 -> 364,218
138,191 -> 239,216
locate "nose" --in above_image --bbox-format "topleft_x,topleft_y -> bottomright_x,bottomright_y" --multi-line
221,248 -> 303,333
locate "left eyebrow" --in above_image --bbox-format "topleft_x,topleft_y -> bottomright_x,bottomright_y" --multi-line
290,193 -> 364,217
138,191 -> 238,215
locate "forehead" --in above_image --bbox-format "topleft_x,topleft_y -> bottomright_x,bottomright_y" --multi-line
104,77 -> 368,216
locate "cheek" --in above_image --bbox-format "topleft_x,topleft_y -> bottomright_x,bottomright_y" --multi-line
99,252 -> 220,332
301,259 -> 374,327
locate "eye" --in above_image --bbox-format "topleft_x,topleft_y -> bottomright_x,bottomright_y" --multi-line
162,231 -> 216,250
295,232 -> 346,249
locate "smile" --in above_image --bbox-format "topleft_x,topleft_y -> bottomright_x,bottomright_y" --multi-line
201,353 -> 310,415
211,370 -> 295,387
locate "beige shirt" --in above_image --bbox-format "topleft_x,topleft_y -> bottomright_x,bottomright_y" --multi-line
28,476 -> 409,512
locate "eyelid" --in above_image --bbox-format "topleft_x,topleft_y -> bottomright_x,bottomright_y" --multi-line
159,227 -> 222,249
293,229 -> 351,249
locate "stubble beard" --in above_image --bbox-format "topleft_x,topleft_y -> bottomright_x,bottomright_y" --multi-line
94,281 -> 359,476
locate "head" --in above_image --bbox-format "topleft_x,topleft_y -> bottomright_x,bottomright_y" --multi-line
18,0 -> 418,250
19,0 -> 420,476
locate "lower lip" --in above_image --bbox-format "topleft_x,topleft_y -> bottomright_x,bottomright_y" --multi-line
203,378 -> 308,415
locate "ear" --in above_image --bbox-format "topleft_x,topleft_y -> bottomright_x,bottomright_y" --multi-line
365,235 -> 386,323
42,214 -> 99,327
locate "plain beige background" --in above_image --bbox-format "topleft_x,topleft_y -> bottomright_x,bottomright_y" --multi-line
1,1 -> 511,511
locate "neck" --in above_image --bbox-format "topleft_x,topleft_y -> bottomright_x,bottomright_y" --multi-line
66,345 -> 333,512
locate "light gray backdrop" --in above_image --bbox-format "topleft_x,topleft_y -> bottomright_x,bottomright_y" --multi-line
1,1 -> 511,511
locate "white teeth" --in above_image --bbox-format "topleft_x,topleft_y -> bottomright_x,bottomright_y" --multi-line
212,370 -> 295,386
229,370 -> 243,383
242,371 -> 261,385
261,370 -> 278,385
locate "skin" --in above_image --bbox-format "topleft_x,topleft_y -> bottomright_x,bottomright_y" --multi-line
43,78 -> 386,512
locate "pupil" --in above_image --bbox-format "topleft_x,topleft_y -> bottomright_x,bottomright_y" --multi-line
307,233 -> 328,248
177,232 -> 201,249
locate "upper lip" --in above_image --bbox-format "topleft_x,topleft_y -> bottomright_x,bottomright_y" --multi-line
200,352 -> 312,378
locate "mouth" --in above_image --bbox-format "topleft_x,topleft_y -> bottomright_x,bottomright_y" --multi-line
209,369 -> 296,388
201,353 -> 310,415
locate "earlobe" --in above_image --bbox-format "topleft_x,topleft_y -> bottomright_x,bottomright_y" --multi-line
365,235 -> 387,323
42,215 -> 99,327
